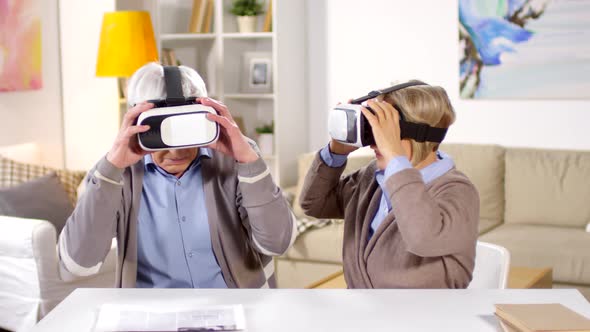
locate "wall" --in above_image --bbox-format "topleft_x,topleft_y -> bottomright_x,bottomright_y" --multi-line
306,0 -> 590,152
0,0 -> 64,168
0,1 -> 120,170
59,0 -> 119,170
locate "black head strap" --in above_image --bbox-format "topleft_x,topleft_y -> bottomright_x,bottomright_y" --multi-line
353,81 -> 448,144
399,119 -> 448,143
163,66 -> 186,105
394,105 -> 448,143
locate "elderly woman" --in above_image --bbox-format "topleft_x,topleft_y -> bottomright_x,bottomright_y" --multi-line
58,63 -> 295,288
300,82 -> 479,288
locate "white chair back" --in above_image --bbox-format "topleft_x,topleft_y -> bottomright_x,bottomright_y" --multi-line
468,241 -> 510,289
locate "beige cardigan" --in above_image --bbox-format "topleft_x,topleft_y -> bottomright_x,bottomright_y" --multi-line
299,152 -> 480,288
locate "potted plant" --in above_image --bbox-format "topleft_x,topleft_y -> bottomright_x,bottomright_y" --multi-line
230,0 -> 264,33
255,121 -> 274,156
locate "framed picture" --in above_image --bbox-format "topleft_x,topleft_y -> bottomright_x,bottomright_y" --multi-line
458,0 -> 590,99
241,52 -> 273,93
0,0 -> 42,92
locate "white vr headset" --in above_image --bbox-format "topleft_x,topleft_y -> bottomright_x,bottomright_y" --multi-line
328,81 -> 449,147
136,66 -> 219,151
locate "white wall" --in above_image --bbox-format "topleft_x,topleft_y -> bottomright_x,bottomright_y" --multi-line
60,0 -> 119,170
306,0 -> 590,152
0,0 -> 64,168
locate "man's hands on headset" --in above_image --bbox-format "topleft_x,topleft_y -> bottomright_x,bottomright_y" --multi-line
201,97 -> 260,164
107,102 -> 154,169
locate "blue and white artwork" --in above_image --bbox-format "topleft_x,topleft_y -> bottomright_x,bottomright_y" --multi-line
459,0 -> 590,99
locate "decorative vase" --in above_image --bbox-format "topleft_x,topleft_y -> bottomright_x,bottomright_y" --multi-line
236,15 -> 257,33
257,133 -> 274,156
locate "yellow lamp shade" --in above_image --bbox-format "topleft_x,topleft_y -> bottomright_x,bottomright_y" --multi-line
96,11 -> 158,78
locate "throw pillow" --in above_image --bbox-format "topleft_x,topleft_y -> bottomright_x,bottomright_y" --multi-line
0,172 -> 74,234
0,155 -> 86,205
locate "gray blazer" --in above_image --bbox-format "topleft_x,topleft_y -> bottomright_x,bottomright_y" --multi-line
58,148 -> 296,288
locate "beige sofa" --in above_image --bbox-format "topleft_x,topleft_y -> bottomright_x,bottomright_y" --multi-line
277,144 -> 590,298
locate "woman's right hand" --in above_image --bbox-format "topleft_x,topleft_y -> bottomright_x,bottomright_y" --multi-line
106,102 -> 153,169
329,139 -> 358,155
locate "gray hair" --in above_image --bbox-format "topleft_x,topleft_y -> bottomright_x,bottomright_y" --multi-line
126,62 -> 208,107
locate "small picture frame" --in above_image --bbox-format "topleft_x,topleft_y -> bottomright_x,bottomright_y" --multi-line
241,52 -> 272,93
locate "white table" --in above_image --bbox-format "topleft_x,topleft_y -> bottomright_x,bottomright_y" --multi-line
31,288 -> 590,332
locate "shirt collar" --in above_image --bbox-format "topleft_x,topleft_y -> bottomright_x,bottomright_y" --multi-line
375,151 -> 454,186
144,148 -> 213,172
420,151 -> 454,184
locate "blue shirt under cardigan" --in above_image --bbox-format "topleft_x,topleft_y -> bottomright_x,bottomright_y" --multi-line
136,148 -> 227,288
320,146 -> 454,239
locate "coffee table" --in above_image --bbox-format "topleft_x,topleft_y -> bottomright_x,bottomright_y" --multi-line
30,288 -> 590,332
308,266 -> 553,289
508,266 -> 552,289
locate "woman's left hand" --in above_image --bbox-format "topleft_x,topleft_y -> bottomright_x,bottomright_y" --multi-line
361,99 -> 407,164
201,97 -> 259,163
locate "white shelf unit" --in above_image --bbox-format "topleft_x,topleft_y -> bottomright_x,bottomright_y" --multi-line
222,32 -> 273,39
161,33 -> 216,40
117,0 -> 307,187
224,93 -> 274,100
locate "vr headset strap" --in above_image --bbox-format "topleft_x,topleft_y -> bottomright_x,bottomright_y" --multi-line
351,81 -> 448,143
351,81 -> 428,104
399,121 -> 447,143
163,66 -> 186,105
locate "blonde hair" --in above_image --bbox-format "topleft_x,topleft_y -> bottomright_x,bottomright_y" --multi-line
383,81 -> 455,165
126,62 -> 208,107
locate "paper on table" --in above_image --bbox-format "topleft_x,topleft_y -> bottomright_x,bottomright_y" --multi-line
93,303 -> 246,332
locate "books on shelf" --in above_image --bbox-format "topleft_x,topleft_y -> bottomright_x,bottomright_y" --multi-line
189,0 -> 214,33
262,0 -> 273,32
161,48 -> 178,66
495,303 -> 590,332
202,0 -> 214,33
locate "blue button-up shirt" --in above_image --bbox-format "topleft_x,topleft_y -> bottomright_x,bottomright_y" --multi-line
136,148 -> 227,288
320,146 -> 454,240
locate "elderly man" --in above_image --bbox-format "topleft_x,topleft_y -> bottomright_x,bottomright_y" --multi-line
58,63 -> 295,288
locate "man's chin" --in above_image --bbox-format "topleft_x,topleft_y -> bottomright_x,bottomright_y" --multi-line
162,164 -> 188,174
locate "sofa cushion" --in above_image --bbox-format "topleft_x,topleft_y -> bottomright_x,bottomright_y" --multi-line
0,155 -> 86,205
0,173 -> 73,234
440,144 -> 505,230
292,149 -> 375,219
480,224 -> 590,285
504,148 -> 590,227
283,222 -> 344,263
478,218 -> 501,235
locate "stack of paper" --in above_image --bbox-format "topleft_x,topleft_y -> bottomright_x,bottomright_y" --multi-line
495,303 -> 590,332
93,303 -> 246,332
